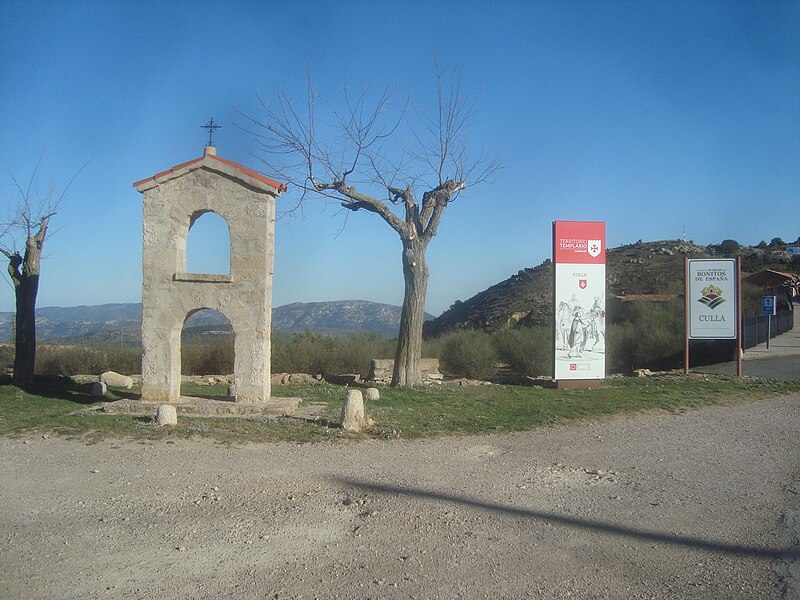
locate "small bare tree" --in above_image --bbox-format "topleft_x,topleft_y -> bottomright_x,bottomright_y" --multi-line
249,66 -> 498,386
1,158 -> 82,387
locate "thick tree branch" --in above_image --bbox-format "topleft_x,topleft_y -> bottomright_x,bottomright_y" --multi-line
418,179 -> 466,241
387,184 -> 421,232
312,178 -> 409,236
5,251 -> 22,286
33,214 -> 53,246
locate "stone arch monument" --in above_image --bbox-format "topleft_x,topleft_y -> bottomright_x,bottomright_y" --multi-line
133,146 -> 285,403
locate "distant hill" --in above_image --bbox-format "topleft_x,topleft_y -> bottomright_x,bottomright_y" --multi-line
271,301 -> 435,337
0,300 -> 435,343
424,239 -> 799,337
0,303 -> 143,344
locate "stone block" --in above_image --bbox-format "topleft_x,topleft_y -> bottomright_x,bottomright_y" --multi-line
156,404 -> 178,426
368,359 -> 394,382
271,373 -> 290,385
364,388 -> 380,402
100,371 -> 134,389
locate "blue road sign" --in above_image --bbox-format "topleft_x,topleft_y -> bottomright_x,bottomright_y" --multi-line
762,295 -> 777,316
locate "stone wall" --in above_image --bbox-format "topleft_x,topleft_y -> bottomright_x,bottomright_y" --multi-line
368,358 -> 443,384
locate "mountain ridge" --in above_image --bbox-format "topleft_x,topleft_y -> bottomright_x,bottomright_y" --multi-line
0,300 -> 435,342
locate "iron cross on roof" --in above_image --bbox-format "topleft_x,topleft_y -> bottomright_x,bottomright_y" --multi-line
201,117 -> 222,147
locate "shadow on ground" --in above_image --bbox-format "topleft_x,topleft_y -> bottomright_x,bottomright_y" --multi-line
335,477 -> 793,561
1,375 -> 139,405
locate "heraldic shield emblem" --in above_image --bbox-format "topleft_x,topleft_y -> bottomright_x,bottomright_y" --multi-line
588,239 -> 602,258
579,279 -> 588,289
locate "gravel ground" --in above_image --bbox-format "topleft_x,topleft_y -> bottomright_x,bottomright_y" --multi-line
1,394 -> 799,600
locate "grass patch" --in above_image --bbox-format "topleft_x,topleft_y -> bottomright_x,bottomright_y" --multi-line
0,378 -> 334,445
1,374 -> 797,444
315,375 -> 800,439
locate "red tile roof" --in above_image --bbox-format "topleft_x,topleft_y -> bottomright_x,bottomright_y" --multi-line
133,153 -> 286,192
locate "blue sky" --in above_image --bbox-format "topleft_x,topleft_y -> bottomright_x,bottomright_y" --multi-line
1,0 -> 798,316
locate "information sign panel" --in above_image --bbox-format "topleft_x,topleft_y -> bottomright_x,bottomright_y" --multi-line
761,295 -> 776,316
553,221 -> 606,380
687,259 -> 738,339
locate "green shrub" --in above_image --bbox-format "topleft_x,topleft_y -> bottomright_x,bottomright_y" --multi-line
427,298 -> 687,378
35,344 -> 141,375
605,323 -> 636,374
181,335 -> 233,375
31,331 -> 397,378
334,332 -> 396,376
606,300 -> 683,372
439,330 -> 498,379
493,327 -> 552,377
421,334 -> 448,362
271,331 -> 396,377
0,344 -> 14,373
272,331 -> 338,375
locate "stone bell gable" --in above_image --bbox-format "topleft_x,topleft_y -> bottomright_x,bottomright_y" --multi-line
133,146 -> 284,403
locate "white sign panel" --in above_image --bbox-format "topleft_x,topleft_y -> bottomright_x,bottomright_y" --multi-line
553,221 -> 606,380
688,259 -> 737,339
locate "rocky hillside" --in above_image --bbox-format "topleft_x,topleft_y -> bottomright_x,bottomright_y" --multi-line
0,300 -> 434,342
424,239 -> 799,337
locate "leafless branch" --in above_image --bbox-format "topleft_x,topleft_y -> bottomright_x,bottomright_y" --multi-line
1,155 -> 89,280
240,64 -> 499,242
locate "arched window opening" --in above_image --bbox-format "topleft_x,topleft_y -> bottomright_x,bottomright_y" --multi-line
181,308 -> 234,378
186,211 -> 231,275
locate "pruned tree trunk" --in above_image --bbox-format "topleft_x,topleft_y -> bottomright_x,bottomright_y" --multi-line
393,238 -> 430,386
4,218 -> 48,388
2,158 -> 83,389
12,268 -> 39,387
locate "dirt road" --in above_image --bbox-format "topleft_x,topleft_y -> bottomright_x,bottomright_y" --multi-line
2,394 -> 799,599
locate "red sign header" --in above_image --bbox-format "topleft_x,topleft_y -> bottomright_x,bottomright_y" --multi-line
553,221 -> 606,265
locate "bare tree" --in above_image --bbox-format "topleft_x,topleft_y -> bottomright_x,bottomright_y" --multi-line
248,66 -> 498,386
1,157 -> 82,387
